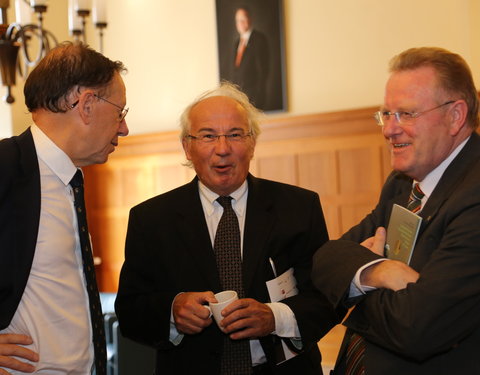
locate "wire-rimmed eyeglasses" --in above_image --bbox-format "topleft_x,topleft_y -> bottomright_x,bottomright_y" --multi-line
186,132 -> 252,143
71,94 -> 129,122
373,100 -> 455,126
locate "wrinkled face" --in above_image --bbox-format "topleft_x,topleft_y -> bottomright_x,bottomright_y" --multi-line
381,66 -> 457,181
183,96 -> 255,196
83,72 -> 129,166
235,8 -> 251,34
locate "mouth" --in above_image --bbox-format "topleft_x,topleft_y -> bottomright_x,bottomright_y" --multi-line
213,164 -> 232,173
391,142 -> 411,149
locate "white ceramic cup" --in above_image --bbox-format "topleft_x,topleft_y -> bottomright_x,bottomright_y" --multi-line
206,290 -> 238,327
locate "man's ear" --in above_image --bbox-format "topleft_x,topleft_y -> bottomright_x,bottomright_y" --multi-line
182,138 -> 192,160
449,99 -> 468,136
77,90 -> 96,124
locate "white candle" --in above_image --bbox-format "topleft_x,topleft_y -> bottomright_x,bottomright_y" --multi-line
75,0 -> 90,11
15,0 -> 31,24
68,0 -> 82,31
92,0 -> 106,24
30,0 -> 47,6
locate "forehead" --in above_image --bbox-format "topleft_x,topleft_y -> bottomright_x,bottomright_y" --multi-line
189,96 -> 249,131
236,9 -> 250,20
385,66 -> 439,104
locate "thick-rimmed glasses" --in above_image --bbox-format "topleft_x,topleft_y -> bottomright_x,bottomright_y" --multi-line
374,100 -> 455,126
71,94 -> 129,122
186,132 -> 252,144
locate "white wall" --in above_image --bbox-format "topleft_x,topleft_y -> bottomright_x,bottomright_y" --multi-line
1,0 -> 480,136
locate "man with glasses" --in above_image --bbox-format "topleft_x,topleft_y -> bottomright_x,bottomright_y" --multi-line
115,82 -> 341,374
312,47 -> 480,374
0,42 -> 128,374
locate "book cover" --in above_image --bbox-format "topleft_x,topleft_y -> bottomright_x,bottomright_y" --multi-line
385,204 -> 422,264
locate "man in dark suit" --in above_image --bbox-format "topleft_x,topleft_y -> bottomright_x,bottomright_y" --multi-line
115,82 -> 341,374
231,6 -> 269,110
0,42 -> 128,374
312,47 -> 480,374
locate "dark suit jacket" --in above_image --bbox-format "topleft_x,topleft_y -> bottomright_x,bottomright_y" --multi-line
115,175 -> 342,374
231,29 -> 269,110
312,133 -> 480,374
0,128 -> 41,329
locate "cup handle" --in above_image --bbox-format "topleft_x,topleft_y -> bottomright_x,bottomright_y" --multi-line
204,305 -> 212,318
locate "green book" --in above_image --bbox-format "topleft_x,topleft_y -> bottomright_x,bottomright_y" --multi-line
385,204 -> 422,264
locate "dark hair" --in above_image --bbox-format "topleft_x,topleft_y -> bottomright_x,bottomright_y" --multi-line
24,41 -> 127,113
389,47 -> 479,130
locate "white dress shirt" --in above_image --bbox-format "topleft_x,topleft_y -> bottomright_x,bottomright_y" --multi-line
0,125 -> 93,374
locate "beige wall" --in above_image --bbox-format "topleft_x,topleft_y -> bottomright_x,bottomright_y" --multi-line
1,0 -> 480,136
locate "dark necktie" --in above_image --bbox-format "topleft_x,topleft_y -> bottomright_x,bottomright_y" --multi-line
70,170 -> 107,375
407,183 -> 425,213
345,182 -> 425,375
214,196 -> 252,375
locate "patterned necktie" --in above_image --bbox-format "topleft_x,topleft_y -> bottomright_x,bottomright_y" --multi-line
345,182 -> 425,375
214,196 -> 252,375
70,170 -> 107,375
407,183 -> 425,213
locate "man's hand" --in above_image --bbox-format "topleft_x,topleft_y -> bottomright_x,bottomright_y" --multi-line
219,298 -> 275,340
361,227 -> 386,256
0,334 -> 38,374
173,291 -> 216,335
361,260 -> 420,291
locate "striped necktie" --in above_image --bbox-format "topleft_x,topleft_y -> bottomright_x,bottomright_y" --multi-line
407,183 -> 425,213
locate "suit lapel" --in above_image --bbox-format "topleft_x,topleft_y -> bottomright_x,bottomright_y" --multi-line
12,128 -> 41,300
419,133 -> 480,227
242,175 -> 275,294
176,178 -> 222,291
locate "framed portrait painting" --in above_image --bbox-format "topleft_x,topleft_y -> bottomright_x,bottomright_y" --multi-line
215,0 -> 286,112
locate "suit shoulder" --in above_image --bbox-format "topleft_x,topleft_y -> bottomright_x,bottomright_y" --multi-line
251,177 -> 318,198
130,182 -> 194,213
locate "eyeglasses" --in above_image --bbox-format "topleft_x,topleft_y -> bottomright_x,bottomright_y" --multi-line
94,94 -> 129,121
373,100 -> 455,126
186,132 -> 252,143
70,94 -> 129,122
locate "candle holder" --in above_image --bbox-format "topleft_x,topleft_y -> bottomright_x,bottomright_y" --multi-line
0,0 -> 107,103
76,9 -> 90,43
95,22 -> 107,54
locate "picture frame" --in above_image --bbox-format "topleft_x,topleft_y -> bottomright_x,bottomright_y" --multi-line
215,0 -> 287,112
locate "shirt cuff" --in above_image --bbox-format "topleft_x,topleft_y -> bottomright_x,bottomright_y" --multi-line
350,258 -> 386,296
169,293 -> 184,345
266,302 -> 301,338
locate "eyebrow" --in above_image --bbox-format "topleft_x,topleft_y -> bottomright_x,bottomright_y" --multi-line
196,127 -> 247,133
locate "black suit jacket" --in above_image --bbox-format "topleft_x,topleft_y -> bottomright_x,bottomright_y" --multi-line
0,128 -> 41,329
115,175 -> 341,374
231,29 -> 269,109
312,133 -> 480,374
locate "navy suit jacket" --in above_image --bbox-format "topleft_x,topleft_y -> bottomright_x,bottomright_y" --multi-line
0,128 -> 41,329
313,133 -> 480,374
115,175 -> 342,374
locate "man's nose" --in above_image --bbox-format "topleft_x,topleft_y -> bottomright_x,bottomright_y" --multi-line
118,119 -> 129,137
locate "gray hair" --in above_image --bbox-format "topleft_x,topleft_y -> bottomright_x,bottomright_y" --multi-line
179,81 -> 262,142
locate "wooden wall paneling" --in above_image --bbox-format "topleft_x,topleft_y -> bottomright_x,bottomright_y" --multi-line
256,154 -> 298,186
297,150 -> 340,238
